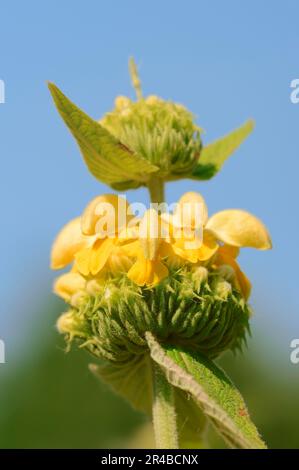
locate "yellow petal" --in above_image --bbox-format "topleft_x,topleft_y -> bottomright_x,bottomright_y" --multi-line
216,248 -> 251,300
53,272 -> 86,301
197,231 -> 219,260
75,238 -> 115,276
139,209 -> 162,260
206,209 -> 272,249
89,238 -> 115,275
117,221 -> 140,242
217,244 -> 240,259
121,240 -> 141,257
51,218 -> 92,270
174,192 -> 208,228
107,246 -> 134,275
171,230 -> 218,263
74,246 -> 92,277
81,194 -> 131,236
127,256 -> 168,287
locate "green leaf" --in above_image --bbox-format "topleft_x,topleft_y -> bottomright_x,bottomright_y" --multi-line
174,388 -> 207,448
89,355 -> 153,415
90,354 -> 207,448
48,83 -> 158,186
191,120 -> 254,180
146,332 -> 266,449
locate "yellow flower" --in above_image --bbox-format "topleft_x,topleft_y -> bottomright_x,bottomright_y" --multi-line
206,205 -> 271,299
165,191 -> 271,298
205,196 -> 271,299
51,194 -> 137,279
162,192 -> 218,264
75,194 -> 136,276
53,271 -> 86,302
213,245 -> 252,300
51,217 -> 93,270
124,209 -> 173,287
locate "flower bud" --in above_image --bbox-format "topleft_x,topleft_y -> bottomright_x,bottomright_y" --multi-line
101,96 -> 202,180
56,311 -> 89,339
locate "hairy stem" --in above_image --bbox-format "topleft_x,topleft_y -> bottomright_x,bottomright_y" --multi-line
152,360 -> 179,449
147,177 -> 165,206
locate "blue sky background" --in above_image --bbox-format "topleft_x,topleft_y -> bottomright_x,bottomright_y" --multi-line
0,0 -> 298,369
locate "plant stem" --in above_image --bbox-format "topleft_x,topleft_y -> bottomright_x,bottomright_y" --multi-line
152,360 -> 179,449
147,177 -> 165,206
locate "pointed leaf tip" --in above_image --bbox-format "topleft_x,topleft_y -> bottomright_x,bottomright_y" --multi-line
191,119 -> 255,180
48,82 -> 158,187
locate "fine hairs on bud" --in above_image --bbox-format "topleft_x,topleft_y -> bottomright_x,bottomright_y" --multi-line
57,267 -> 250,362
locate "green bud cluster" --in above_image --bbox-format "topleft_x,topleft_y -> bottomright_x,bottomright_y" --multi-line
58,266 -> 250,362
101,96 -> 202,180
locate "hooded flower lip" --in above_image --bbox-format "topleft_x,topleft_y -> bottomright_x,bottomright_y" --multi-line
80,193 -> 134,237
51,218 -> 94,270
51,194 -> 137,279
206,209 -> 272,250
75,194 -> 137,277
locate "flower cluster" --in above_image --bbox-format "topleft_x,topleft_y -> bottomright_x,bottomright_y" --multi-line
51,191 -> 271,359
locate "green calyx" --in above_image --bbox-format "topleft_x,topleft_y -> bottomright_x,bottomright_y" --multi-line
58,266 -> 250,363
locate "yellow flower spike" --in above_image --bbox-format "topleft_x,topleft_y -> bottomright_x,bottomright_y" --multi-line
81,194 -> 132,237
53,272 -> 86,301
51,218 -> 94,270
206,209 -> 272,249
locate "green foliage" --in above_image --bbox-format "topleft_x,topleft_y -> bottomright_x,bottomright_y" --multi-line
90,355 -> 153,415
191,120 -> 254,180
48,83 -> 158,186
49,74 -> 253,188
90,353 -> 207,448
146,332 -> 266,449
